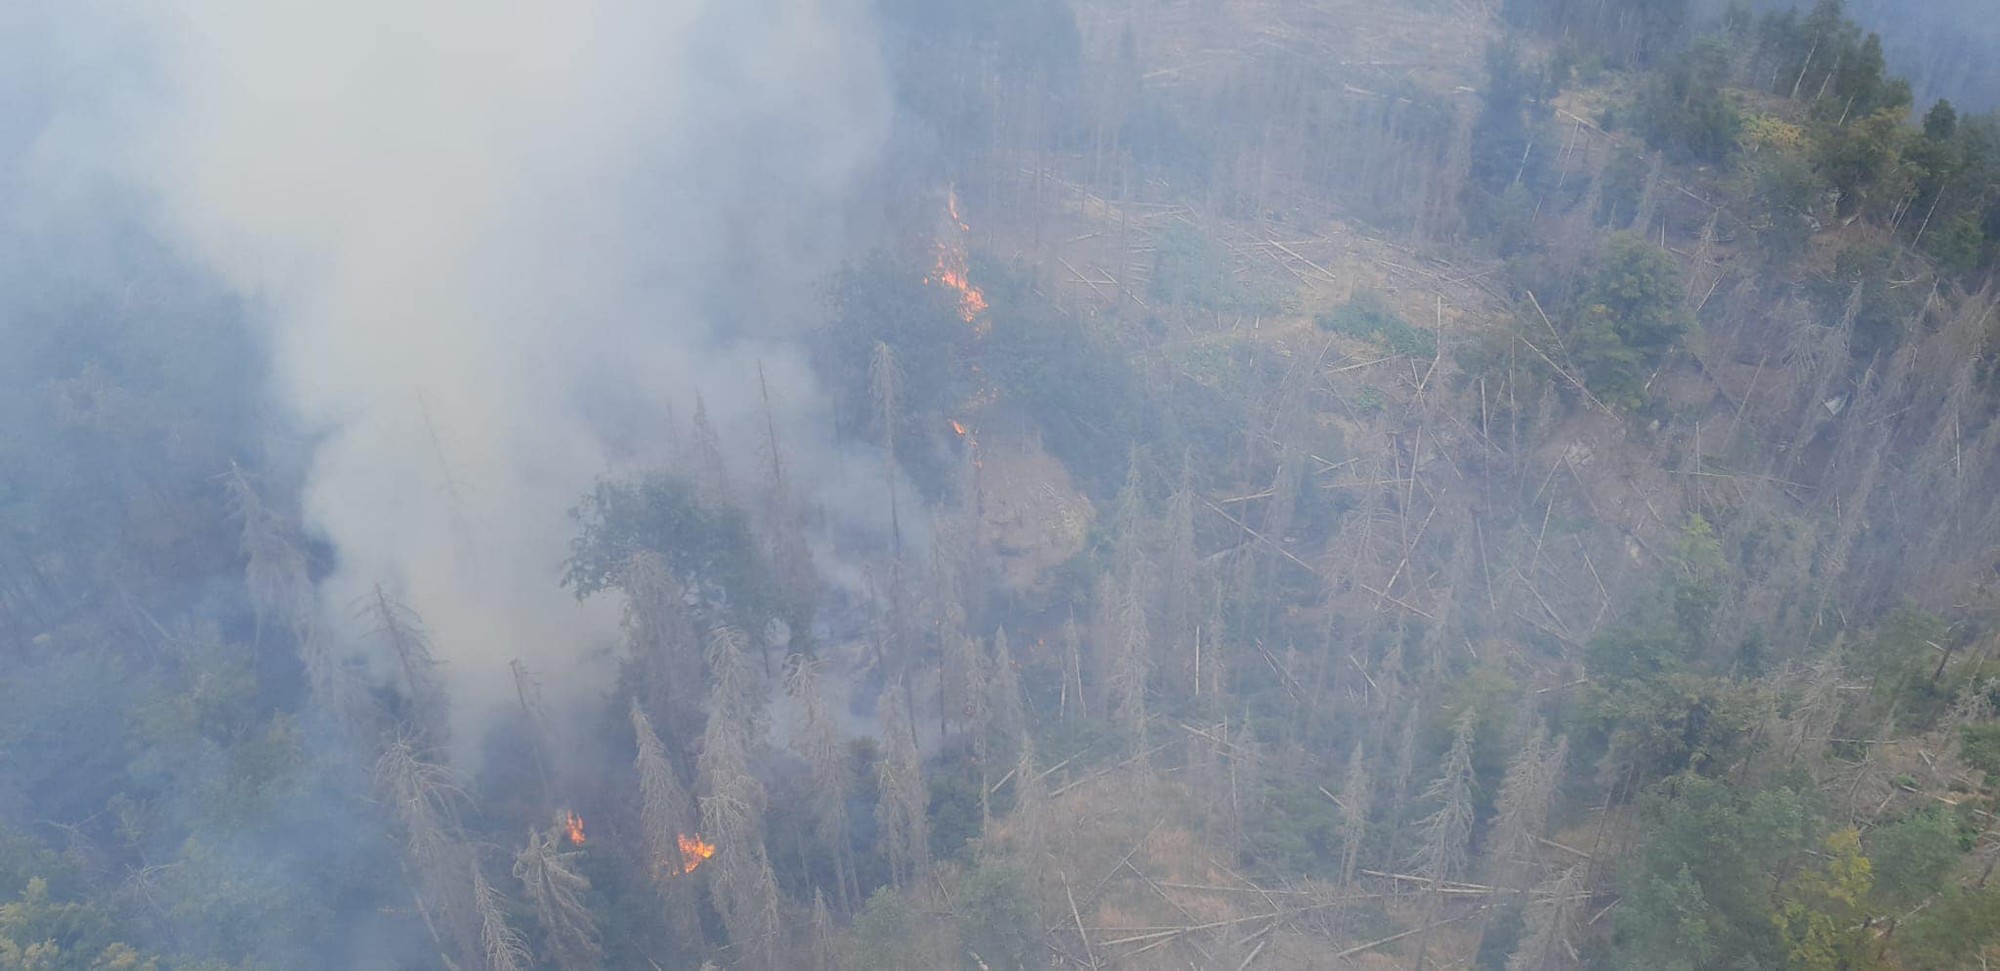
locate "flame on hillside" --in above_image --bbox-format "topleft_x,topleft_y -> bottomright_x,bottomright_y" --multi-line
564,811 -> 586,845
927,187 -> 988,325
676,833 -> 717,874
950,417 -> 984,471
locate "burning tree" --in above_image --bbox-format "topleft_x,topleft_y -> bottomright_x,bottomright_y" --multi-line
631,698 -> 704,951
696,627 -> 783,966
926,187 -> 989,325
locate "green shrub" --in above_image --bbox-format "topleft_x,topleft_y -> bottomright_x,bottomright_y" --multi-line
1960,723 -> 2000,781
1149,223 -> 1284,314
1316,290 -> 1436,358
954,865 -> 1038,970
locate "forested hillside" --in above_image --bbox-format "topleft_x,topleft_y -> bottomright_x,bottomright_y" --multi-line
7,0 -> 2000,968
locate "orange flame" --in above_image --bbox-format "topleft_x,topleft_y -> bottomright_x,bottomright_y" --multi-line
564,811 -> 586,845
926,187 -> 988,324
676,833 -> 717,874
947,190 -> 969,233
950,419 -> 968,437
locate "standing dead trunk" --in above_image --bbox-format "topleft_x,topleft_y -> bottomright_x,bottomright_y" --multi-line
784,654 -> 859,911
512,822 -> 602,970
631,700 -> 704,951
877,679 -> 931,889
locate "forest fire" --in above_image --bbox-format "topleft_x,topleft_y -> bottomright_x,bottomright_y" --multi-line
950,419 -> 968,437
676,833 -> 716,874
564,811 -> 586,845
927,187 -> 988,325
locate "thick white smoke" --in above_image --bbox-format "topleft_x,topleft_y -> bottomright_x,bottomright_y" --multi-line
93,1 -> 894,740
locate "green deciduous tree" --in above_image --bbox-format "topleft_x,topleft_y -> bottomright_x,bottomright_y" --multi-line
955,864 -> 1037,971
851,887 -> 924,971
1633,39 -> 1741,164
565,474 -> 796,636
0,878 -> 165,971
1772,829 -> 1881,971
1563,233 -> 1690,408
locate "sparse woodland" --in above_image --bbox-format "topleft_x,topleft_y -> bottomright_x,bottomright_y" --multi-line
12,1 -> 2000,969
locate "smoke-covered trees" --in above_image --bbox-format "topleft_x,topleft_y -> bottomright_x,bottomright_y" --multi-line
362,585 -> 450,750
630,701 -> 703,950
783,655 -> 859,910
875,680 -> 930,890
220,465 -> 313,650
512,822 -> 602,970
695,628 -> 784,966
564,474 -> 797,636
1502,0 -> 1691,66
374,738 -> 481,966
622,551 -> 705,750
472,862 -> 532,971
27,0 -> 2000,968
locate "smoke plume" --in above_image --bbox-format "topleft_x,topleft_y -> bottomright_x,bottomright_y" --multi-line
78,1 -> 894,738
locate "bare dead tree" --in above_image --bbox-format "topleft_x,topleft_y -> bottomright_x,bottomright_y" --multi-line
986,628 -> 1029,769
954,630 -> 995,825
877,678 -> 931,889
375,737 -> 478,965
1104,467 -> 1156,761
472,859 -> 533,971
512,821 -> 602,970
1107,569 -> 1154,761
757,362 -> 818,626
697,626 -> 783,966
509,659 -> 555,815
1778,283 -> 1859,484
1506,865 -> 1586,971
632,699 -> 704,951
690,392 -> 731,507
869,341 -> 904,559
219,466 -> 366,722
783,654 -> 858,911
705,625 -> 765,740
948,427 -> 994,623
1412,713 -> 1478,971
1059,613 -> 1087,721
1489,725 -> 1568,895
359,584 -> 450,749
810,888 -> 839,971
622,551 -> 704,748
1337,742 -> 1371,892
1776,658 -> 1842,781
1159,462 -> 1205,696
1010,739 -> 1050,878
1224,715 -> 1265,852
219,463 -> 313,649
939,592 -> 977,743
298,624 -> 366,730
